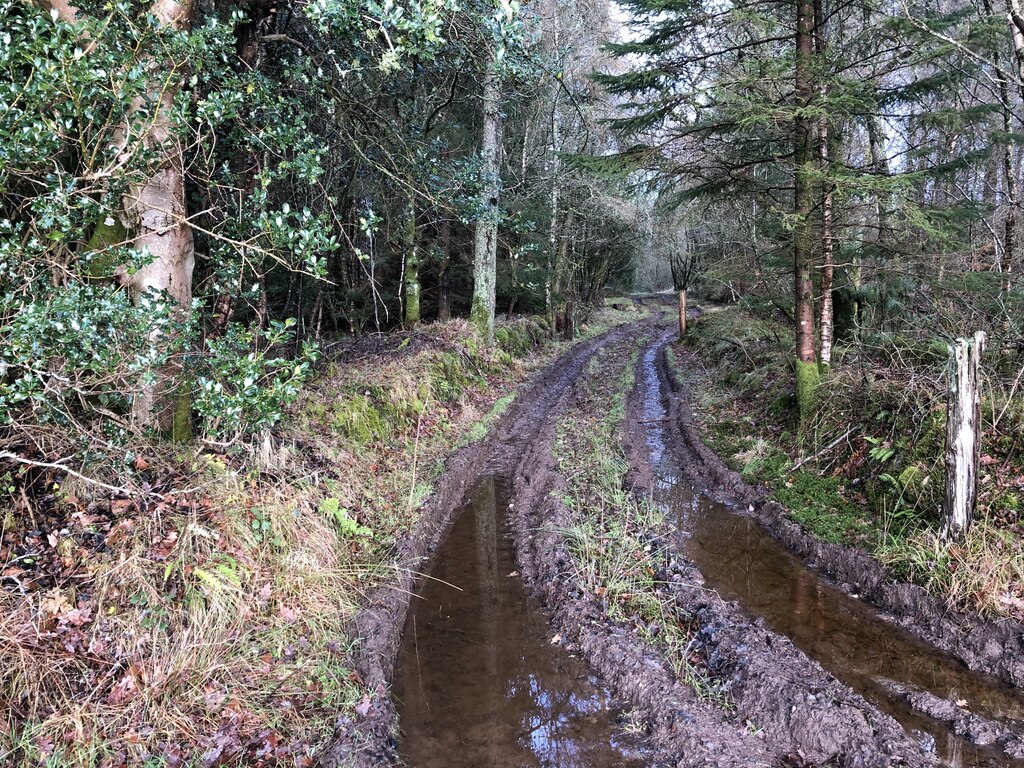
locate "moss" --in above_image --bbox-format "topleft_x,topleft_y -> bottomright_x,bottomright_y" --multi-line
330,394 -> 391,445
773,471 -> 872,544
84,217 -> 127,279
794,358 -> 821,426
427,350 -> 477,403
170,393 -> 193,443
469,302 -> 493,346
404,282 -> 420,326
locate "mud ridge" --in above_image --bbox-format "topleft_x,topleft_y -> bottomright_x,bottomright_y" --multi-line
628,330 -> 933,767
318,322 -> 638,768
507,324 -> 772,768
657,337 -> 1024,691
507,325 -> 931,767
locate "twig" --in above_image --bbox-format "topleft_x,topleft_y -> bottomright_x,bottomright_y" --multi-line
406,404 -> 426,512
788,427 -> 859,474
994,362 -> 1024,432
0,451 -> 132,497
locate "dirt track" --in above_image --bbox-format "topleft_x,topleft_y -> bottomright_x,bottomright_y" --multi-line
321,311 -> 1024,768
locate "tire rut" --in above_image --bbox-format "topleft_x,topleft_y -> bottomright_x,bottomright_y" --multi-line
631,326 -> 1024,765
319,320 -> 645,768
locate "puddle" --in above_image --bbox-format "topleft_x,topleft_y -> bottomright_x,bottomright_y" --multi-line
640,341 -> 1024,767
393,477 -> 645,768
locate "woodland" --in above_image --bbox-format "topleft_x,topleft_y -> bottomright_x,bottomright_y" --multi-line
3,0 -> 1024,764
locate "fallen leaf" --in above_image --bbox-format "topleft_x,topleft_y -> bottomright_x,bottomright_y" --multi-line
111,499 -> 135,515
62,605 -> 93,627
107,671 -> 138,705
354,694 -> 372,717
550,633 -> 562,645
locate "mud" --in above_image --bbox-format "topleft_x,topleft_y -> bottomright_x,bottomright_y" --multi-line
393,476 -> 648,767
643,328 -> 1024,764
321,308 -> 1024,768
503,323 -> 927,766
657,337 -> 1024,693
319,323 -> 639,767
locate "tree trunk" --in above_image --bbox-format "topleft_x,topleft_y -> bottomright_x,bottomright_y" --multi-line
470,51 -> 503,345
678,289 -> 687,339
404,197 -> 421,326
546,22 -> 562,337
794,0 -> 820,425
125,0 -> 196,437
867,115 -> 891,243
438,217 -> 452,322
1006,0 -> 1024,78
991,0 -> 1021,292
942,332 -> 986,539
815,0 -> 834,369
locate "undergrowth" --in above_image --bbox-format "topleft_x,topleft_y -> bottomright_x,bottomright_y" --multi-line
679,303 -> 1024,620
554,339 -> 731,709
0,308 -> 641,767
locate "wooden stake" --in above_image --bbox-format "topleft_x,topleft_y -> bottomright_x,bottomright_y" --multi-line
942,331 -> 986,539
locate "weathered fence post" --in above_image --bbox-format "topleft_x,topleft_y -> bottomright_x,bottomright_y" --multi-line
678,288 -> 687,339
941,331 -> 986,539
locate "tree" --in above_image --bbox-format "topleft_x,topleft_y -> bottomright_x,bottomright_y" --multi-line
470,38 -> 504,343
793,0 -> 820,422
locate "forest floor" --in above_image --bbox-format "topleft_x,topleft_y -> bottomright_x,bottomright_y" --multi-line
5,298 -> 1024,768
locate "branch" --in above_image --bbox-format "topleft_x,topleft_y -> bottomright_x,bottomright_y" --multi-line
0,451 -> 135,497
788,427 -> 859,473
262,33 -> 307,52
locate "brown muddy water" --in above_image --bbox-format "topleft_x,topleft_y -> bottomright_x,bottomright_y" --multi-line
640,341 -> 1024,767
393,477 -> 646,768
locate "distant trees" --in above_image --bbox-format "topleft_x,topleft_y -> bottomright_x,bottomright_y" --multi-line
600,0 -> 1024,425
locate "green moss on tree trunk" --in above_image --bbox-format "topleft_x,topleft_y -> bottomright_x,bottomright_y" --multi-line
795,358 -> 820,425
85,217 -> 127,278
171,392 -> 193,442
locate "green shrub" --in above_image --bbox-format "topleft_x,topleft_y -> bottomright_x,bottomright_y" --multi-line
193,319 -> 317,442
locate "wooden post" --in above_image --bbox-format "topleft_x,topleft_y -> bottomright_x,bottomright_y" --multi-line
942,331 -> 986,539
678,288 -> 687,338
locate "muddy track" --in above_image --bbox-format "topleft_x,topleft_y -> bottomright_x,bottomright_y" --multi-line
508,324 -> 933,768
642,327 -> 1024,762
322,310 -> 1022,768
319,320 -> 644,768
655,334 -> 1024,690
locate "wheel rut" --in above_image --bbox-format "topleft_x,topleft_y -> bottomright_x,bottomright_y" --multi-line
629,326 -> 1024,767
320,320 -> 649,767
323,313 -> 1024,768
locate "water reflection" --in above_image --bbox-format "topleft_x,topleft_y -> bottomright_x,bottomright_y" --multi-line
641,339 -> 1024,767
394,477 -> 644,768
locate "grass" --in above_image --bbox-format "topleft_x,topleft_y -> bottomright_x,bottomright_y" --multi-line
679,302 -> 1024,621
0,308 -> 644,767
554,339 -> 731,709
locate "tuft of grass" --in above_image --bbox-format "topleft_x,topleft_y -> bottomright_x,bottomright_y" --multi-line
555,340 -> 732,708
877,519 -> 1024,619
